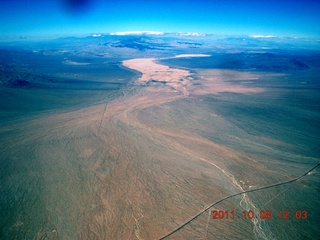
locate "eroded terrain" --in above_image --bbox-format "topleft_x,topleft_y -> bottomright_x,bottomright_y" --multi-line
0,44 -> 319,239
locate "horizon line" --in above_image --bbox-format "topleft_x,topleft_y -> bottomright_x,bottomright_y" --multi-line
1,31 -> 320,42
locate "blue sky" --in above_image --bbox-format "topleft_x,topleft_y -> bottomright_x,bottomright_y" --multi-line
1,0 -> 319,39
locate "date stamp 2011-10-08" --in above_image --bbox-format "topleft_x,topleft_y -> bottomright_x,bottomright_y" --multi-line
212,209 -> 308,220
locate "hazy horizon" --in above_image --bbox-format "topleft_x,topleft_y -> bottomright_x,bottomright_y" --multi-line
1,31 -> 320,44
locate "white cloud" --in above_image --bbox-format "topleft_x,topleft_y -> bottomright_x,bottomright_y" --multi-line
110,31 -> 164,36
249,35 -> 276,39
177,32 -> 206,37
109,31 -> 206,37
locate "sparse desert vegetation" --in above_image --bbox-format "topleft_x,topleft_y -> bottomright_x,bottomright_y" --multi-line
0,36 -> 319,239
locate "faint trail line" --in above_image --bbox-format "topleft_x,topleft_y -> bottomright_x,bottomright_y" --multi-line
204,209 -> 211,239
261,184 -> 291,209
158,162 -> 320,240
97,102 -> 108,137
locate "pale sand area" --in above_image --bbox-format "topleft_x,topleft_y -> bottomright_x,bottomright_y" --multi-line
171,54 -> 211,58
123,58 -> 189,84
193,69 -> 265,94
123,58 -> 192,96
123,57 -> 265,96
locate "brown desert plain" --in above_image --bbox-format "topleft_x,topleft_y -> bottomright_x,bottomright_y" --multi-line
0,53 -> 319,240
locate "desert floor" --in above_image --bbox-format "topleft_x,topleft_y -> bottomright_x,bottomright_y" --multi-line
1,56 -> 319,239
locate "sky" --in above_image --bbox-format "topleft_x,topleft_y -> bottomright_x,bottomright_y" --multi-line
0,0 -> 320,40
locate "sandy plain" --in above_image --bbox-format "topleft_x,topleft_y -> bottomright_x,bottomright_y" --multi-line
1,54 -> 319,239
